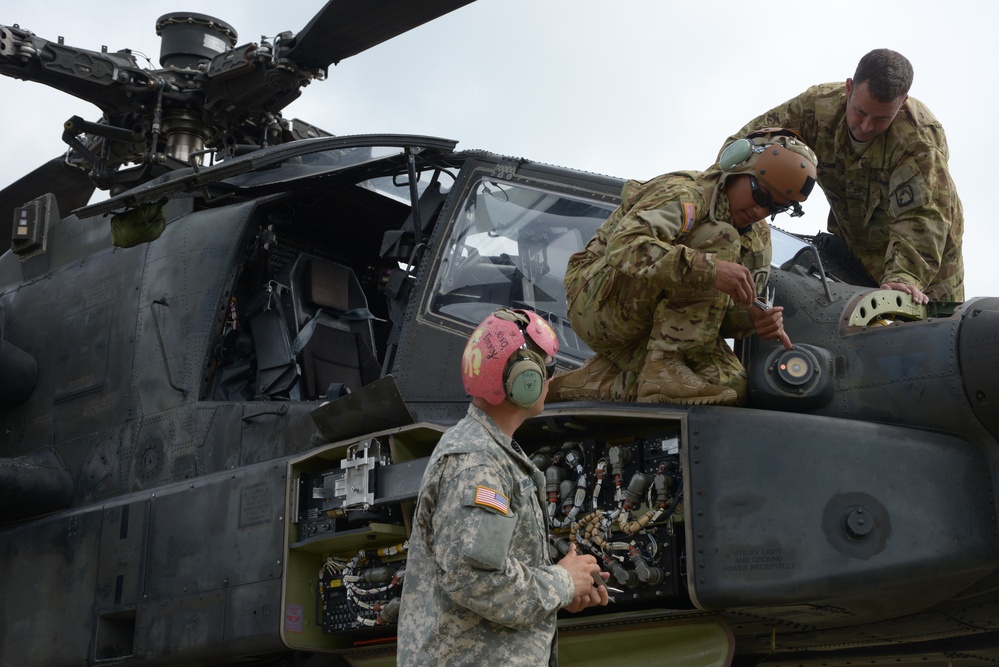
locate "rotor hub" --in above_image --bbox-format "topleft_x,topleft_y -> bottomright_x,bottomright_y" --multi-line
156,13 -> 237,70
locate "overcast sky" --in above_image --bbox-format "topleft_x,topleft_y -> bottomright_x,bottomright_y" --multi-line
1,1 -> 993,298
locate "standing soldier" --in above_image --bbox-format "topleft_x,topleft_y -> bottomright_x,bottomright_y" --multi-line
549,130 -> 817,405
397,308 -> 609,666
723,48 -> 964,304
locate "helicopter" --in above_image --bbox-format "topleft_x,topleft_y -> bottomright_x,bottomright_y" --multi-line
2,2 -> 999,666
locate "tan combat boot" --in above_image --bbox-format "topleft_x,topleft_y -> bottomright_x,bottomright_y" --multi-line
547,354 -> 625,403
637,350 -> 738,405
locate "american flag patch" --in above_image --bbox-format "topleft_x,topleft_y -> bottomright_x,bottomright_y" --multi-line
474,486 -> 509,515
681,202 -> 696,233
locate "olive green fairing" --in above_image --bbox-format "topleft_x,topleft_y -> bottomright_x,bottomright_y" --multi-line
330,618 -> 736,667
558,618 -> 733,667
111,199 -> 168,248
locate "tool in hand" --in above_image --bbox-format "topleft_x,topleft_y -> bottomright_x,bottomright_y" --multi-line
753,286 -> 775,311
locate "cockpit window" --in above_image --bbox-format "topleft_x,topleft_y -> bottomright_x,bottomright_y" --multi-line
770,227 -> 809,268
294,144 -> 404,168
357,172 -> 451,206
431,177 -> 615,362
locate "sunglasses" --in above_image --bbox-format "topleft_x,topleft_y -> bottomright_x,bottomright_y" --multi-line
749,175 -> 791,215
747,175 -> 793,220
545,359 -> 557,379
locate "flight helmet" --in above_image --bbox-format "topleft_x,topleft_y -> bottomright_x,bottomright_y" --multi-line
461,308 -> 559,409
719,128 -> 818,213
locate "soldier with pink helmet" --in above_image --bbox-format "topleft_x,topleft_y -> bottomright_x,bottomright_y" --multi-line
398,308 -> 609,666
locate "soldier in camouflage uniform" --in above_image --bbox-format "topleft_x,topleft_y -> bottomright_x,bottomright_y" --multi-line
397,308 -> 608,666
548,130 -> 818,406
724,48 -> 963,304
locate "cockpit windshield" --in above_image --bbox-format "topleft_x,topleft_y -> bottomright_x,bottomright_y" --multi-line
430,176 -> 616,362
429,182 -> 850,365
771,226 -> 812,268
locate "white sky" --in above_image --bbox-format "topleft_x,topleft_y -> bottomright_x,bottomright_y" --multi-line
1,0 -> 993,298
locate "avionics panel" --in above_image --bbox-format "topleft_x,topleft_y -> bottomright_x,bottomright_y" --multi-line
282,415 -> 692,655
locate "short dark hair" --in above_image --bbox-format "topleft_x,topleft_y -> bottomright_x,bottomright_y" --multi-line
853,49 -> 913,102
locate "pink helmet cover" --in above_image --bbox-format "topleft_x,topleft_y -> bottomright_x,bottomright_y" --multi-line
461,309 -> 558,405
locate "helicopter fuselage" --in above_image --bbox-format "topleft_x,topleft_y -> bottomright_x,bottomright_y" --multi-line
2,132 -> 999,666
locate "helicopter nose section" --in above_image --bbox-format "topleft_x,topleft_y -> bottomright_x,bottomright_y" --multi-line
958,297 -> 999,444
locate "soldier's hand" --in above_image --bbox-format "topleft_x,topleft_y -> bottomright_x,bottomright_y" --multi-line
881,282 -> 929,305
556,544 -> 609,610
749,305 -> 792,349
715,260 -> 756,307
564,573 -> 610,612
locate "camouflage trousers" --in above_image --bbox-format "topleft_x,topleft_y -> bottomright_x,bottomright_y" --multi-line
565,225 -> 748,399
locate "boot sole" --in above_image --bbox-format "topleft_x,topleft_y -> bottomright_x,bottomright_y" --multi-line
547,391 -> 617,403
637,390 -> 738,406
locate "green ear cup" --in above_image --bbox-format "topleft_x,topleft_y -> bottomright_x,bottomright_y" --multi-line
719,138 -> 754,171
505,357 -> 545,408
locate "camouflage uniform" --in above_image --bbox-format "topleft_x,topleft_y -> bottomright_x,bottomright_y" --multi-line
564,169 -> 769,399
729,82 -> 964,302
397,404 -> 574,666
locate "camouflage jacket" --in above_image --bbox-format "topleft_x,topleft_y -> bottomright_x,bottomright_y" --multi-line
729,82 -> 964,301
397,405 -> 574,666
574,169 -> 771,337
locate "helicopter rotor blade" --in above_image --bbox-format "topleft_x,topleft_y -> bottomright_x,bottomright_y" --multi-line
0,157 -> 95,255
284,0 -> 476,70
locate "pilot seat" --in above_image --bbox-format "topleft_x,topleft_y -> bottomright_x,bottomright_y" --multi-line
290,255 -> 381,399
